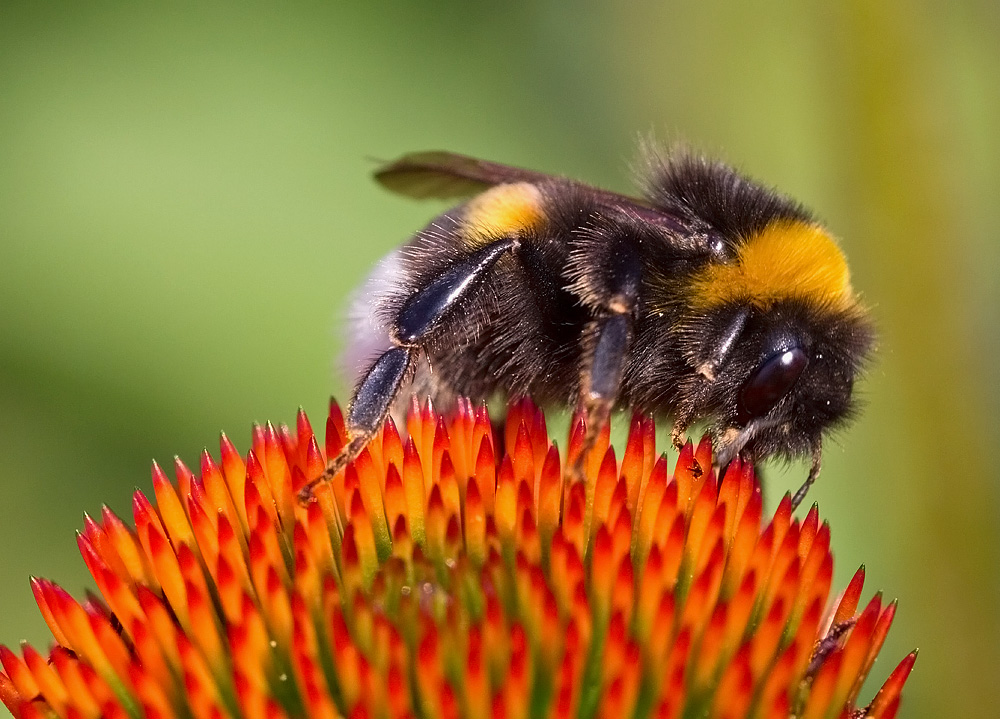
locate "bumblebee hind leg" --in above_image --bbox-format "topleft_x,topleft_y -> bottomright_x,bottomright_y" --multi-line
299,237 -> 519,504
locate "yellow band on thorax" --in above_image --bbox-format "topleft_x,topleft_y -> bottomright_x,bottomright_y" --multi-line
689,220 -> 857,311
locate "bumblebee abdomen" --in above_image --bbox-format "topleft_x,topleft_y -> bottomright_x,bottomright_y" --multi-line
457,182 -> 548,247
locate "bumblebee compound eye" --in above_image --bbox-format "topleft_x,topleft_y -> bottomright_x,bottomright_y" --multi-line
737,347 -> 808,423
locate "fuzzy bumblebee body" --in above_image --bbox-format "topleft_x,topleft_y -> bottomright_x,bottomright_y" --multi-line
319,148 -> 874,507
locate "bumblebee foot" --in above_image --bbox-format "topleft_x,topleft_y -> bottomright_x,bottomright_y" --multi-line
790,438 -> 823,511
296,436 -> 368,506
670,417 -> 688,451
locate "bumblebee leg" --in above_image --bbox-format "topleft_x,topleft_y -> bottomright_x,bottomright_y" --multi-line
300,237 -> 519,504
572,312 -> 633,480
298,346 -> 417,502
790,437 -> 822,510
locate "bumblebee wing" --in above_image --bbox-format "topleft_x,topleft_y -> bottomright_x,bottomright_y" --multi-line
373,151 -> 560,200
375,150 -> 702,240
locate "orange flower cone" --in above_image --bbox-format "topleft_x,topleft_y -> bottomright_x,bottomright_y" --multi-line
1,398 -> 915,719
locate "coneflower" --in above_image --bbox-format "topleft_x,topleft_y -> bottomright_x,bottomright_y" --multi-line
0,398 -> 914,719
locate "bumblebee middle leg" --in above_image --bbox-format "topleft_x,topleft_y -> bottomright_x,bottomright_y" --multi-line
567,232 -> 641,481
574,313 -> 633,472
299,237 -> 518,503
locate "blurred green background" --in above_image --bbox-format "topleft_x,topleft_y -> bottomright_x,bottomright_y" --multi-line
1,2 -> 997,717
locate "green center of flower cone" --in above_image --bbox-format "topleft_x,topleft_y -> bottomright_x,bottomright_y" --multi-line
0,398 -> 915,719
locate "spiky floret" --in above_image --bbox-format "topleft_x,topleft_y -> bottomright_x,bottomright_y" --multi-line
0,400 -> 914,719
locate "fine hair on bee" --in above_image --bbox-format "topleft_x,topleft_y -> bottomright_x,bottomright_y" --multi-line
302,144 -> 875,509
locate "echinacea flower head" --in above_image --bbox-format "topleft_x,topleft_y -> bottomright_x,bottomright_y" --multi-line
1,398 -> 915,719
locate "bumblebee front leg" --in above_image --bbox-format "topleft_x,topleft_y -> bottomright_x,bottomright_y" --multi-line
790,437 -> 822,510
299,237 -> 518,504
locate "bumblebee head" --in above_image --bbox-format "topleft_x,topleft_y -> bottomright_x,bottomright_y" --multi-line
700,299 -> 875,467
654,156 -> 878,467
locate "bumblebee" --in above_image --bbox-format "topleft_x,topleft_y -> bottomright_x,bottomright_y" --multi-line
306,146 -> 874,508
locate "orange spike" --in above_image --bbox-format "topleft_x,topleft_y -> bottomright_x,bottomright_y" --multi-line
671,441 -> 697,512
46,586 -> 117,682
562,482 -> 586,560
635,456 -> 668,562
402,439 -> 427,546
179,548 -> 224,671
853,600 -> 898,705
722,490 -> 763,594
328,398 -> 348,452
348,490 -> 379,586
381,416 -> 404,476
590,525 -> 614,616
798,503 -> 820,559
150,460 -> 195,550
610,555 -> 635,626
126,613 -> 171,691
49,646 -> 103,718
473,436 -> 496,516
219,431 -> 249,531
425,484 -> 447,562
680,539 -> 725,633
128,661 -> 175,719
447,403 -> 470,486
789,596 -> 825,682
200,449 -> 242,538
831,565 -> 866,629
102,506 -> 155,589
295,407 -> 316,463
0,646 -> 38,702
565,411 -> 586,473
438,453 -> 462,526
303,435 -> 327,490
655,626 -> 691,714
173,456 -> 195,507
620,413 -> 645,513
867,651 -> 917,718
607,509 -> 629,581
249,479 -> 290,577
244,450 -> 280,530
657,513 -> 686,593
86,605 -> 133,681
144,521 -> 188,628
383,464 -> 407,536
353,448 -> 392,559
831,593 -> 882,707
536,446 -> 561,542
136,585 -> 181,671
750,595 -> 791,680
800,649 -> 842,719
494,457 -> 517,551
755,642 -> 797,718
635,543 -> 664,638
722,569 -> 759,656
82,514 -> 129,583
605,477 -> 628,537
589,447 -> 618,538
464,475 -> 487,566
90,554 -> 144,637
30,578 -> 71,648
712,644 -> 753,719
177,634 -> 226,719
